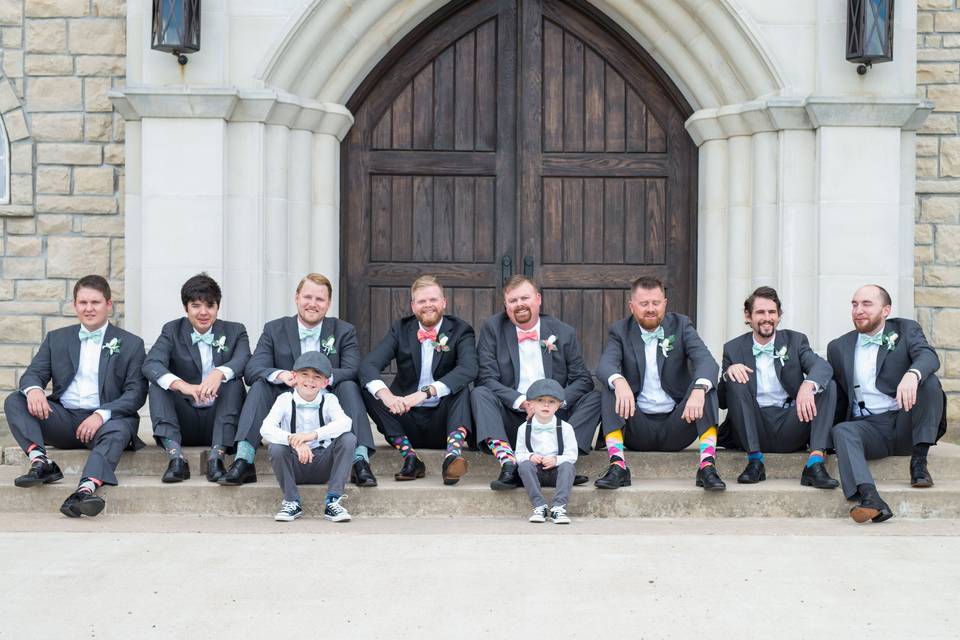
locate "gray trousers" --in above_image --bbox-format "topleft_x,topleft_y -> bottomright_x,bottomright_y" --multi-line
472,386 -> 600,454
833,375 -> 943,498
148,380 -> 245,450
517,460 -> 575,508
724,380 -> 837,453
3,393 -> 135,486
237,379 -> 375,453
268,432 -> 357,503
601,386 -> 719,451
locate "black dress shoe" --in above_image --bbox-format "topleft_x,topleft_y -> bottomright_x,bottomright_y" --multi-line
800,462 -> 839,489
14,460 -> 63,488
218,459 -> 257,486
573,475 -> 589,486
490,461 -> 521,490
394,456 -> 426,481
162,457 -> 190,483
910,455 -> 934,488
60,491 -> 105,518
737,459 -> 766,484
594,464 -> 631,489
696,464 -> 726,491
206,459 -> 226,483
351,459 -> 378,487
442,454 -> 468,486
850,487 -> 893,523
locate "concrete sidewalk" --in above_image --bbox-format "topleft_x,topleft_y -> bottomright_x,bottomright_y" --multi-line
0,515 -> 957,639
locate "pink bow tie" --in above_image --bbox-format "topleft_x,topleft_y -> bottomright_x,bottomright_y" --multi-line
417,327 -> 438,343
517,330 -> 539,343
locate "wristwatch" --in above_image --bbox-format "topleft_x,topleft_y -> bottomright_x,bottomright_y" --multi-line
420,384 -> 436,398
693,383 -> 709,392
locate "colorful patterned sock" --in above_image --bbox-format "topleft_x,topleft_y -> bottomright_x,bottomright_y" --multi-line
77,477 -> 102,495
486,438 -> 516,465
354,445 -> 370,463
207,445 -> 225,462
806,450 -> 825,468
605,430 -> 626,469
446,426 -> 468,458
161,437 -> 184,461
389,435 -> 417,459
236,441 -> 256,464
698,426 -> 718,470
27,444 -> 48,463
748,451 -> 765,464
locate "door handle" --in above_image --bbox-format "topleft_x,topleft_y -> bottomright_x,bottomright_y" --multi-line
501,255 -> 512,285
523,256 -> 534,277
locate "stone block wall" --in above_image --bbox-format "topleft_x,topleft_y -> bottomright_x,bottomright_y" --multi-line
918,0 -> 960,437
0,0 -> 125,410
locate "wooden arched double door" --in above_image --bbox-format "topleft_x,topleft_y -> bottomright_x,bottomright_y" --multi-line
342,0 -> 697,365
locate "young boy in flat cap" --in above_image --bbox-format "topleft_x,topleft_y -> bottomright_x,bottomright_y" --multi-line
515,378 -> 579,524
260,351 -> 356,522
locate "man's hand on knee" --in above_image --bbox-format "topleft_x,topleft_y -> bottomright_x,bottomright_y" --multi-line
26,388 -> 51,420
76,413 -> 104,444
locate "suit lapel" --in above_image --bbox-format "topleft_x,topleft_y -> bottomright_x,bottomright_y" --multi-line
211,320 -> 224,367
319,317 -> 333,359
97,324 -> 114,396
876,321 -> 893,375
181,320 -> 204,375
843,332 -> 857,397
539,317 -> 553,379
742,335 -> 758,396
773,331 -> 785,380
431,318 -> 445,376
68,327 -> 81,379
411,318 -> 424,376
627,320 -> 646,382
503,317 -> 520,382
655,316 -> 672,376
285,316 -> 303,359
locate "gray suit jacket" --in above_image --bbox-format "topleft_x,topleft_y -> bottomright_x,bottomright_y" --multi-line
477,312 -> 593,408
244,315 -> 360,386
827,317 -> 940,421
595,312 -> 718,401
143,318 -> 250,385
19,323 -> 148,445
718,329 -> 832,410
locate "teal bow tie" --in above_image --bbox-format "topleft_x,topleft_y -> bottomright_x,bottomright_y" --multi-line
859,333 -> 884,347
191,331 -> 214,346
296,401 -> 321,410
79,327 -> 103,342
531,424 -> 556,433
752,342 -> 775,357
299,325 -> 322,341
640,327 -> 664,344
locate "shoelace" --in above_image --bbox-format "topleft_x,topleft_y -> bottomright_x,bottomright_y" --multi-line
327,498 -> 347,514
551,506 -> 567,517
532,506 -> 548,516
281,501 -> 299,514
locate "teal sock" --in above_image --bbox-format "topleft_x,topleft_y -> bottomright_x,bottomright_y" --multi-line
806,451 -> 825,468
161,437 -> 184,461
748,451 -> 765,464
325,492 -> 341,505
354,445 -> 370,463
236,441 -> 256,464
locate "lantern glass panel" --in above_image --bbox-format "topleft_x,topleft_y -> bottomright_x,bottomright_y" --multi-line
863,0 -> 890,58
152,0 -> 201,54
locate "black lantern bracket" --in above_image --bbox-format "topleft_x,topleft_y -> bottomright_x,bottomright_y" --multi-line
152,0 -> 201,66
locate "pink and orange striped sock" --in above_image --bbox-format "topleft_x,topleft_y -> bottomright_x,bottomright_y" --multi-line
486,438 -> 516,465
698,426 -> 717,470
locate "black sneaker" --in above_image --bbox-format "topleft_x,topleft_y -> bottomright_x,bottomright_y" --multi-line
324,496 -> 351,522
15,459 -> 63,488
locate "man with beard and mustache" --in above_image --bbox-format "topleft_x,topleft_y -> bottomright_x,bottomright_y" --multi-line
220,274 -> 378,488
717,286 -> 839,488
828,284 -> 945,524
595,276 -> 725,491
472,275 -> 600,490
360,276 -> 478,485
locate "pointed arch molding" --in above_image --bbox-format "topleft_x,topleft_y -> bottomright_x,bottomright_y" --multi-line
0,75 -> 34,216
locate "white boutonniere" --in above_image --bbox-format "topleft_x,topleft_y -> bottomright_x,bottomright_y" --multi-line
102,337 -> 121,356
775,345 -> 789,365
434,333 -> 450,353
883,332 -> 898,351
320,335 -> 337,356
541,334 -> 558,352
659,335 -> 676,358
213,335 -> 229,353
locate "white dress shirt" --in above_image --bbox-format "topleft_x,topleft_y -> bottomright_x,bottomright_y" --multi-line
365,319 -> 450,407
268,318 -> 326,385
24,321 -> 112,423
512,320 -> 546,410
607,323 -> 711,414
156,327 -> 234,407
515,415 -> 578,467
260,389 -> 352,450
853,325 -> 899,416
753,336 -> 789,408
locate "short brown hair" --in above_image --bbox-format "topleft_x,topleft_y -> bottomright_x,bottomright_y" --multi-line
503,275 -> 539,295
744,286 -> 783,315
411,275 -> 444,300
73,275 -> 111,301
296,273 -> 333,298
865,283 -> 892,307
631,276 -> 664,295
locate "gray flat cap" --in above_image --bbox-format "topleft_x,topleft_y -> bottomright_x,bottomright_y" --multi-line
525,378 -> 565,403
293,351 -> 333,378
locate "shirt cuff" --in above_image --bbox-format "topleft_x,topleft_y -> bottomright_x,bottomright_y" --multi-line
694,378 -> 712,391
803,379 -> 821,393
512,394 -> 527,410
908,368 -> 922,382
433,381 -> 450,398
21,385 -> 42,397
156,373 -> 181,391
215,366 -> 234,382
366,380 -> 388,397
95,409 -> 111,423
607,374 -> 625,389
267,370 -> 285,384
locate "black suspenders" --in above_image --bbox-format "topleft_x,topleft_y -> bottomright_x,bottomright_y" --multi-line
524,416 -> 563,456
289,395 -> 326,434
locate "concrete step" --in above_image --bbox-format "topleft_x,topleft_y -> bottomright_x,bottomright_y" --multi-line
0,466 -> 956,519
6,441 -> 960,483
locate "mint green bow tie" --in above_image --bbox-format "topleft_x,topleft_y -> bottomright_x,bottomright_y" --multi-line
299,326 -> 322,341
531,424 -> 556,433
859,333 -> 883,347
191,331 -> 214,346
752,342 -> 775,357
640,327 -> 664,344
79,327 -> 103,342
296,401 -> 321,410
